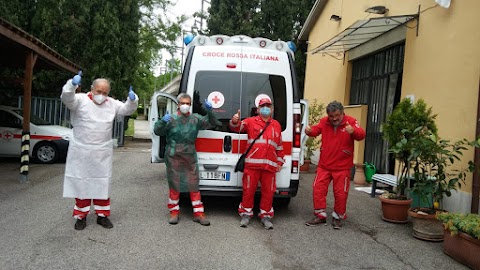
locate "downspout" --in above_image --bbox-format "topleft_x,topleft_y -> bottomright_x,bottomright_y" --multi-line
472,81 -> 480,214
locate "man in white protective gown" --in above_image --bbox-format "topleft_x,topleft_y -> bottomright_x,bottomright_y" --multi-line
61,71 -> 138,230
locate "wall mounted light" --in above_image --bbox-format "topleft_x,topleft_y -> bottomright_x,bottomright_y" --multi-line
330,15 -> 342,21
365,6 -> 389,14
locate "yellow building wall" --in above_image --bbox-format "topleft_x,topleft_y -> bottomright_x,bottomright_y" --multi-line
344,105 -> 368,164
304,0 -> 480,193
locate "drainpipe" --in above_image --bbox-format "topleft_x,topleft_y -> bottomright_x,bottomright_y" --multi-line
472,82 -> 480,214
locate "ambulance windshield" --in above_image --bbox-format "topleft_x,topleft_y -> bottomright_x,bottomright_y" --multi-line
192,71 -> 287,132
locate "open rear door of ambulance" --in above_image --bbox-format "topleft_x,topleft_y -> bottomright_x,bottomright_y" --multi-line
149,92 -> 178,163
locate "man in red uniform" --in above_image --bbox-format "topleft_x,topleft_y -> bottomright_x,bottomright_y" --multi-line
305,101 -> 366,229
230,96 -> 285,229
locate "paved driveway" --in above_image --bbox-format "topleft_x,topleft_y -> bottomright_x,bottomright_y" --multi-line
0,141 -> 467,270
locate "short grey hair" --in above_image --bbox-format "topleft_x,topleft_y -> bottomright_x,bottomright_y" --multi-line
326,101 -> 344,113
91,78 -> 111,91
177,93 -> 192,102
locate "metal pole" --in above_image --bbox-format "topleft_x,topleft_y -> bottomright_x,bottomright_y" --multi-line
181,31 -> 185,72
200,0 -> 204,30
170,58 -> 173,82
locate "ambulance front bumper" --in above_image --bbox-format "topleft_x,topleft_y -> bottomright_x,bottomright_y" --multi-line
198,180 -> 299,198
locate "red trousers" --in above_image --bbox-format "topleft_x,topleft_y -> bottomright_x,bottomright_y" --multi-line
73,198 -> 110,219
312,167 -> 351,219
238,168 -> 276,219
167,189 -> 205,217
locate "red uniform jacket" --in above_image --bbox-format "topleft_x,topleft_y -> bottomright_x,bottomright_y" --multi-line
230,116 -> 285,172
307,115 -> 366,171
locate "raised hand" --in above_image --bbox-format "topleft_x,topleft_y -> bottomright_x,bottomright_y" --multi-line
162,111 -> 171,122
204,99 -> 213,111
128,86 -> 136,101
345,121 -> 354,134
232,109 -> 240,123
72,71 -> 82,86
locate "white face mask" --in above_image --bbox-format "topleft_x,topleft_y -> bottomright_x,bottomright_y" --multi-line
179,104 -> 190,114
93,94 -> 107,104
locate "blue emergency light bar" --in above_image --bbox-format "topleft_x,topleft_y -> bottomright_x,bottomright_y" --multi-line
184,34 -> 195,46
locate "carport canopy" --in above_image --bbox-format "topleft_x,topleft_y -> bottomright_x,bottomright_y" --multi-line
0,17 -> 81,181
311,15 -> 418,54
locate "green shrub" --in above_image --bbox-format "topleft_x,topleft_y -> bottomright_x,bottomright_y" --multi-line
124,119 -> 135,137
137,107 -> 144,115
130,111 -> 138,119
437,212 -> 480,239
304,99 -> 325,160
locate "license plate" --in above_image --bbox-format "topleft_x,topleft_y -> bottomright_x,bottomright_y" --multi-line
200,171 -> 230,181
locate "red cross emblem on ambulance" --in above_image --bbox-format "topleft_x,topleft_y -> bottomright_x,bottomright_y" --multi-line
207,91 -> 225,109
1,131 -> 14,140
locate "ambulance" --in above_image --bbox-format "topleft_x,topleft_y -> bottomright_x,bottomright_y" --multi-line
150,35 -> 309,205
0,105 -> 72,164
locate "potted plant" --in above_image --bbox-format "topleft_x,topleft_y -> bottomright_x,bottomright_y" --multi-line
301,99 -> 324,172
407,133 -> 478,241
382,99 -> 479,239
437,212 -> 480,269
379,98 -> 438,223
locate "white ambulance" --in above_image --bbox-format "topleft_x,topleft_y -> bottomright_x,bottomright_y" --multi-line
150,35 -> 309,205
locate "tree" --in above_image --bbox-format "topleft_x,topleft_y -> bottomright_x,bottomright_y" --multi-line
0,0 -> 181,105
207,0 -> 263,36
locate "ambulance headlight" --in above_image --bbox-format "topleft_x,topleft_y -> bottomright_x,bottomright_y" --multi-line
61,134 -> 71,141
184,34 -> 194,45
287,41 -> 296,52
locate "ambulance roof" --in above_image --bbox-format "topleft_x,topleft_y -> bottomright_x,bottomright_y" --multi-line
185,35 -> 296,57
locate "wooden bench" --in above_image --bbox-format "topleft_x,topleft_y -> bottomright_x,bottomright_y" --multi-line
370,174 -> 397,198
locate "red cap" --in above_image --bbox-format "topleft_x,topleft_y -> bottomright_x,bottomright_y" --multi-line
258,97 -> 272,106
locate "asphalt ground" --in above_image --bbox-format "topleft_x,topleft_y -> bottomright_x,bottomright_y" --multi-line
0,136 -> 469,270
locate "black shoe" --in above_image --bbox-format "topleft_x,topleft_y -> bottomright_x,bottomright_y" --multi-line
97,216 -> 114,229
332,218 -> 342,230
305,217 -> 327,226
74,218 -> 87,230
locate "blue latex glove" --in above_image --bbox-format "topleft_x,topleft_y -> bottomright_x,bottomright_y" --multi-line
162,111 -> 171,122
204,99 -> 213,111
72,71 -> 82,86
128,86 -> 136,100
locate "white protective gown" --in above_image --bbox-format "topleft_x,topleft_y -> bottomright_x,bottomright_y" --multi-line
61,79 -> 138,199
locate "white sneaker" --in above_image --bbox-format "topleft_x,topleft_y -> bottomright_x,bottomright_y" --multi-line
261,217 -> 273,230
240,216 -> 250,227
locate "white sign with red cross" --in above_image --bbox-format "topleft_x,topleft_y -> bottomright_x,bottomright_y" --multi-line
207,91 -> 225,109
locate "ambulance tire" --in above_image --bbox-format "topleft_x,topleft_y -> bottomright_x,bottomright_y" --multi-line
273,197 -> 291,208
33,142 -> 59,164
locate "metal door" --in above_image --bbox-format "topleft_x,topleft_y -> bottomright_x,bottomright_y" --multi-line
349,43 -> 405,173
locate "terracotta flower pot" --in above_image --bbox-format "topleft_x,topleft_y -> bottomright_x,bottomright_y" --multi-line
379,196 -> 412,223
353,163 -> 367,186
443,230 -> 480,269
300,160 -> 311,172
408,208 -> 445,242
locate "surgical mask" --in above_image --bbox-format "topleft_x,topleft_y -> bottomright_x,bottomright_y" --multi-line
260,107 -> 271,117
93,94 -> 106,104
179,104 -> 190,114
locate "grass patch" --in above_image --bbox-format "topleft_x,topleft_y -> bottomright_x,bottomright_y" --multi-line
125,118 -> 135,136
